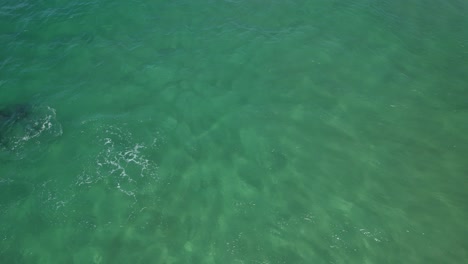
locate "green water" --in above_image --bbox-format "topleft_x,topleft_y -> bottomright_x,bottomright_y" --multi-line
1,0 -> 467,263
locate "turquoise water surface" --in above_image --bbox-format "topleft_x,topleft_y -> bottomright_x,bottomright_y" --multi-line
1,0 -> 467,263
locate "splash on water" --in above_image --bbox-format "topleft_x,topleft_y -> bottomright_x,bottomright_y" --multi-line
77,123 -> 159,200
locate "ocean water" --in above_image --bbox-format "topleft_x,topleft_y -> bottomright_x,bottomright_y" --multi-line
1,0 -> 467,263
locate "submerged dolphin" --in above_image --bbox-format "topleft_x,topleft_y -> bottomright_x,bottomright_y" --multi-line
0,103 -> 32,144
0,104 -> 31,124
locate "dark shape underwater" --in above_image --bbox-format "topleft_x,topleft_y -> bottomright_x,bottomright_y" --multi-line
1,103 -> 62,161
0,103 -> 31,126
0,103 -> 33,146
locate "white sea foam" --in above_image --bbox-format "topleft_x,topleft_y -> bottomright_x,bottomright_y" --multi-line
76,124 -> 159,201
